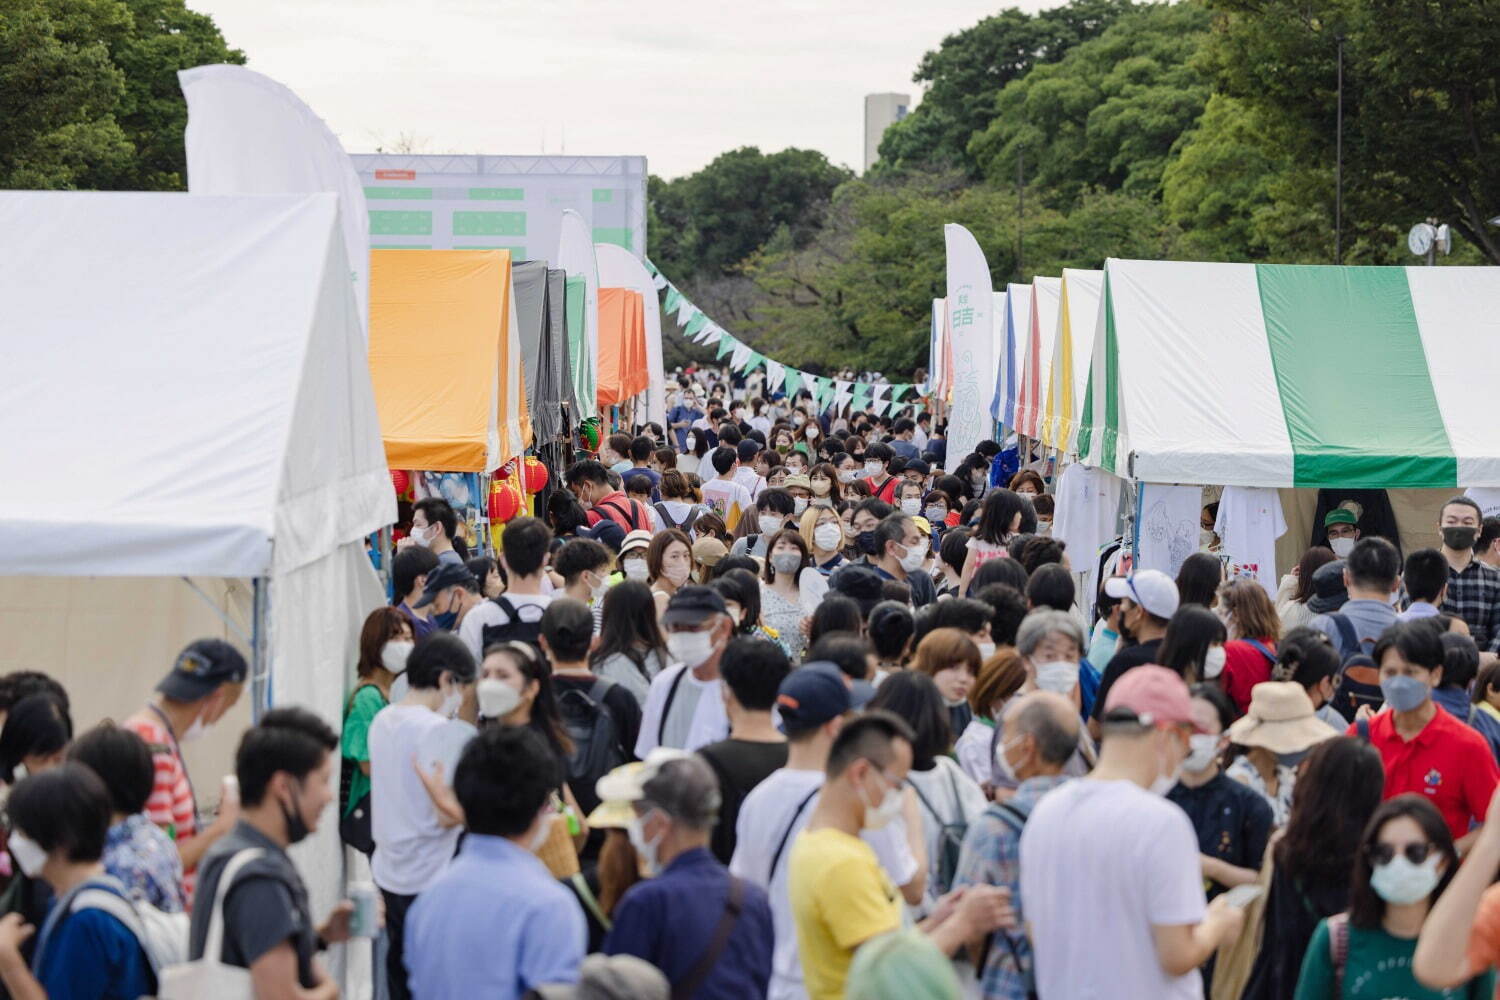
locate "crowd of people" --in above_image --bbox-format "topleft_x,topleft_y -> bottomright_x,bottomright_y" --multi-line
14,366 -> 1500,999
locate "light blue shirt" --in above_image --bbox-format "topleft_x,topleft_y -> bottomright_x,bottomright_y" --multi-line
1399,600 -> 1441,620
404,834 -> 586,999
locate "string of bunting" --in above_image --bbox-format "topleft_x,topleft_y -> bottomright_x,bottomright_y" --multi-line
643,257 -> 926,419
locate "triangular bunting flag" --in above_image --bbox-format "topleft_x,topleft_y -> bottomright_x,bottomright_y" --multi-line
731,342 -> 752,371
664,287 -> 682,315
676,297 -> 697,325
744,351 -> 766,374
890,384 -> 909,402
850,382 -> 872,413
766,361 -> 785,393
700,324 -> 723,345
716,335 -> 736,360
684,313 -> 708,338
783,368 -> 803,398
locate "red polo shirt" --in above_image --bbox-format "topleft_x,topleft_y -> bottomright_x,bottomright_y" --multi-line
1349,705 -> 1500,840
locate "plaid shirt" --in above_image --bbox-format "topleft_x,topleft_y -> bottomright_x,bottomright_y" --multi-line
953,774 -> 1071,1000
1442,558 -> 1500,652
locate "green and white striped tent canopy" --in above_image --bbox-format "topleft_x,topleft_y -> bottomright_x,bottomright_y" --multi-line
1075,259 -> 1500,489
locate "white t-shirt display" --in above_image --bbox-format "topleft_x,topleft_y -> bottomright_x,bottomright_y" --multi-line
730,768 -> 920,1000
1215,486 -> 1287,596
905,756 -> 989,917
457,592 -> 551,663
1020,779 -> 1208,1000
1137,483 -> 1202,578
634,662 -> 729,756
1052,464 -> 1123,570
369,703 -> 466,896
1467,487 -> 1500,520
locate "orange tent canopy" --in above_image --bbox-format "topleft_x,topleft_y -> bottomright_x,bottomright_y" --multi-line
597,288 -> 647,409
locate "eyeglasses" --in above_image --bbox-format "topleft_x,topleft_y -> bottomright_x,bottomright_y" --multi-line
1367,842 -> 1435,866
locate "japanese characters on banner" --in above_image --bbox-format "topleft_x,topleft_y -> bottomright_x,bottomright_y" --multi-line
943,224 -> 995,472
644,258 -> 924,417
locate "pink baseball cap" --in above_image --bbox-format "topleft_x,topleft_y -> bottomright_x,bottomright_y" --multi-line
1103,665 -> 1207,732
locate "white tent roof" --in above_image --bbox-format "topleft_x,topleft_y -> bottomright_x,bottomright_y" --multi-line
0,191 -> 394,577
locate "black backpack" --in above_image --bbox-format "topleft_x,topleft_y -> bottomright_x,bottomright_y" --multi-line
654,501 -> 699,535
481,595 -> 545,649
557,678 -> 626,816
1324,613 -> 1383,723
907,765 -> 971,897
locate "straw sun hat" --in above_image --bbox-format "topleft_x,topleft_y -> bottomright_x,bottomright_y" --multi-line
1225,682 -> 1340,754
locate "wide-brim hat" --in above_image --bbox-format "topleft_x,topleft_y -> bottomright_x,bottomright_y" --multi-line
1226,681 -> 1340,754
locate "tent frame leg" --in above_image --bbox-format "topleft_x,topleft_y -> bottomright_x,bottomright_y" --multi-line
178,577 -> 253,646
251,577 -> 271,723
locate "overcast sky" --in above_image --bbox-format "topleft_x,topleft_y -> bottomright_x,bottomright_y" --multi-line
192,0 -> 1057,178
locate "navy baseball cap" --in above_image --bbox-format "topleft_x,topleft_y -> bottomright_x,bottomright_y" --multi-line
414,561 -> 477,608
776,662 -> 874,734
157,639 -> 249,701
661,585 -> 728,627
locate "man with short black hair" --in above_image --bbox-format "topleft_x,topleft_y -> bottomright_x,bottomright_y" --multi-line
406,725 -> 586,997
566,459 -> 652,538
861,443 -> 900,505
602,752 -> 775,998
414,561 -> 483,633
1438,497 -> 1500,650
459,517 -> 553,660
730,488 -> 797,561
190,707 -> 352,999
734,438 -> 767,502
393,546 -> 440,640
869,513 -> 938,609
1309,536 -> 1402,659
1479,516 -> 1500,570
555,538 -> 613,632
701,447 -> 754,533
698,639 -> 790,863
1401,548 -> 1451,621
888,418 -> 920,461
409,497 -> 463,565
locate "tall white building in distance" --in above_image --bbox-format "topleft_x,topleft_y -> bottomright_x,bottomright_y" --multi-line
864,92 -> 911,172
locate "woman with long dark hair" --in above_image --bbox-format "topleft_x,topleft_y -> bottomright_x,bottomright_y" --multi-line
958,489 -> 1027,596
590,580 -> 669,705
1175,552 -> 1224,610
1291,795 -> 1493,998
340,607 -> 413,853
1277,546 -> 1338,635
1158,605 -> 1228,684
1238,736 -> 1384,999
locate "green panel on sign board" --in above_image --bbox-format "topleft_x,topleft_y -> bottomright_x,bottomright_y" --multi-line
469,188 -> 525,201
454,246 -> 526,258
366,187 -> 431,200
453,211 -> 526,236
370,211 -> 432,235
593,227 -> 632,250
372,245 -> 432,249
593,189 -> 613,203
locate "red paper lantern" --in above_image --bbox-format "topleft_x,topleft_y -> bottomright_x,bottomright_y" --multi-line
390,469 -> 409,495
488,477 -> 524,524
492,458 -> 517,481
522,456 -> 549,494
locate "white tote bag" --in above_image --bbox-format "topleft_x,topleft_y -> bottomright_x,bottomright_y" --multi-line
157,847 -> 264,1000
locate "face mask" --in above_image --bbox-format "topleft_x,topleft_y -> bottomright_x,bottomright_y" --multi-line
590,574 -> 610,604
771,552 -> 802,576
807,426 -> 820,440
1329,536 -> 1356,558
837,470 -> 855,484
1035,660 -> 1079,694
439,682 -> 464,719
925,505 -> 946,522
181,714 -> 208,743
663,563 -> 691,587
667,629 -> 717,668
792,497 -> 808,516
412,524 -> 434,549
686,435 -> 698,451
432,610 -> 458,631
814,523 -> 843,552
898,543 -> 927,573
1370,853 -> 1443,905
627,811 -> 663,875
758,514 -> 784,536
623,559 -> 649,581
477,678 -> 521,719
856,530 -> 879,556
7,832 -> 47,879
1381,673 -> 1430,713
1199,528 -> 1216,549
1150,733 -> 1184,796
811,478 -> 832,496
900,498 -> 922,517
1443,526 -> 1478,551
859,778 -> 904,832
864,460 -> 884,478
994,737 -> 1020,785
793,415 -> 806,427
1183,733 -> 1220,773
976,641 -> 997,662
1202,645 -> 1227,679
381,640 -> 414,675
279,778 -> 311,845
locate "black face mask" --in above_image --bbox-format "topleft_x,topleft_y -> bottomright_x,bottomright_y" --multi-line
280,777 -> 309,845
856,530 -> 880,556
1443,526 -> 1478,551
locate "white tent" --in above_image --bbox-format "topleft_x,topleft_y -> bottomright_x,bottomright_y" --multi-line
0,190 -> 392,927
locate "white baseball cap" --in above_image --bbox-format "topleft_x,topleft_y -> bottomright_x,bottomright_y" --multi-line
1104,569 -> 1180,619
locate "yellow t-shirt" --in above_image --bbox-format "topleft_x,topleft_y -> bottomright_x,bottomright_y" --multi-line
788,826 -> 901,1000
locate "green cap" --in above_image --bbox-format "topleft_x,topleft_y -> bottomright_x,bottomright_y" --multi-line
1324,508 -> 1358,528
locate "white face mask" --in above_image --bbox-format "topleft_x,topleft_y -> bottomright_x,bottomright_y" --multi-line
900,498 -> 922,517
860,776 -> 904,831
994,736 -> 1021,785
7,832 -> 47,879
623,558 -> 649,581
1035,660 -> 1079,694
897,542 -> 927,574
925,505 -> 946,522
806,426 -> 820,440
1202,645 -> 1227,679
667,628 -> 717,668
1370,852 -> 1443,905
837,470 -> 855,484
412,524 -> 435,549
976,641 -> 997,662
864,460 -> 884,478
758,514 -> 784,536
181,715 -> 207,743
686,434 -> 698,451
1183,733 -> 1220,773
1329,536 -> 1355,558
1199,528 -> 1216,549
814,523 -> 843,552
381,640 -> 414,675
1150,734 -> 1184,796
793,497 -> 808,516
626,811 -> 664,875
438,682 -> 464,719
589,573 -> 610,604
477,678 -> 520,719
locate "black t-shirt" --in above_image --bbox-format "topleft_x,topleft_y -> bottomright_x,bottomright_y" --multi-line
1092,638 -> 1165,719
190,821 -> 316,987
697,739 -> 789,864
1166,772 -> 1274,899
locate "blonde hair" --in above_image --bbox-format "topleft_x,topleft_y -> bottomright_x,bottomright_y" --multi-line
799,505 -> 841,553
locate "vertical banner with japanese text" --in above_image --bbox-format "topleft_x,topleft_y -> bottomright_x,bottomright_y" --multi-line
943,224 -> 995,472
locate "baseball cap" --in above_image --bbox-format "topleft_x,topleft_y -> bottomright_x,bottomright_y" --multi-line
661,585 -> 728,627
413,561 -> 477,608
1308,559 -> 1349,614
828,563 -> 886,616
1324,507 -> 1358,528
1103,569 -> 1179,619
1102,664 -> 1206,732
617,529 -> 653,559
904,459 -> 931,477
692,536 -> 728,569
776,662 -> 874,734
157,639 -> 249,701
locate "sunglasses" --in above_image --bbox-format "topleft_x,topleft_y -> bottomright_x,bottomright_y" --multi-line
1367,842 -> 1435,866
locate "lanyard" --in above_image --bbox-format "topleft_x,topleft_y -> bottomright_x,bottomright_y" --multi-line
146,703 -> 200,834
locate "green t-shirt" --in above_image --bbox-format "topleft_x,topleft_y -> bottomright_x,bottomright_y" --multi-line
341,684 -> 387,818
1295,918 -> 1495,999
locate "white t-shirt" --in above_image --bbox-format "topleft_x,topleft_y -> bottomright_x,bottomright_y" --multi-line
954,718 -> 995,786
733,466 -> 767,501
369,704 -> 466,896
905,756 -> 988,917
1214,486 -> 1287,596
634,662 -> 729,756
457,592 -> 552,663
729,768 -> 920,1000
1020,779 -> 1207,1000
1052,463 -> 1123,569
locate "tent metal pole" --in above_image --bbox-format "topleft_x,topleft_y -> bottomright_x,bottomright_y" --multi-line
251,577 -> 270,723
378,526 -> 393,598
178,577 -> 252,646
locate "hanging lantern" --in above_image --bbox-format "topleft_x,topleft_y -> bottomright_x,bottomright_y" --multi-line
522,456 -> 549,494
390,469 -> 409,495
487,476 -> 524,524
492,458 -> 518,482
